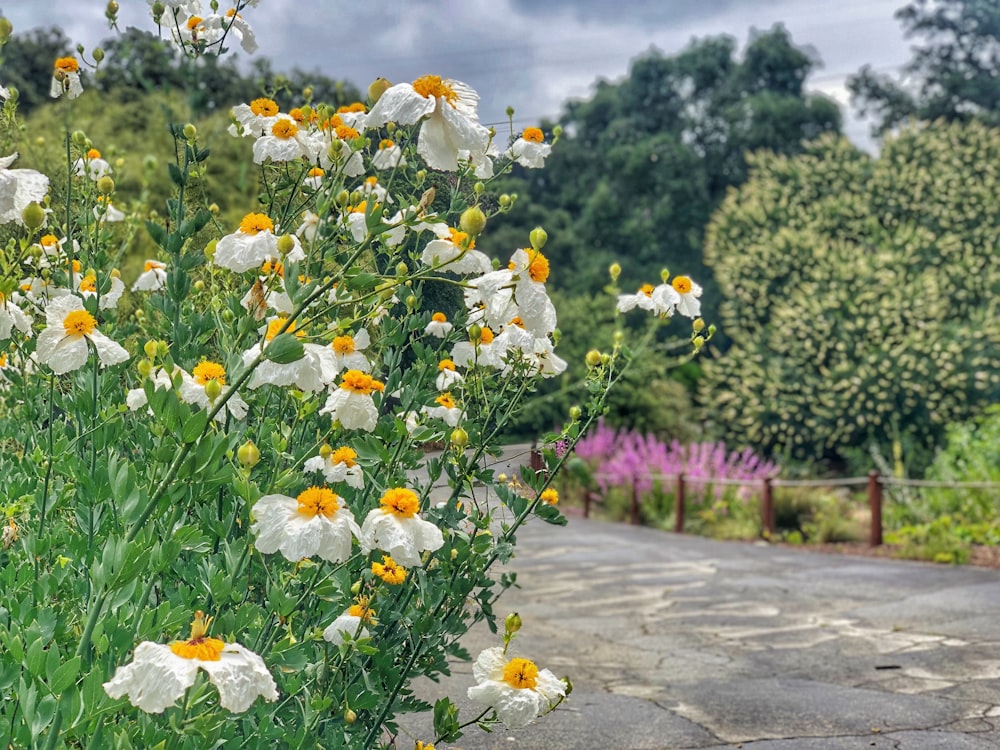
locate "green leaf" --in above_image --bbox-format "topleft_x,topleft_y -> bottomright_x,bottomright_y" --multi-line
345,272 -> 380,292
265,333 -> 305,364
145,221 -> 168,250
25,638 -> 45,677
167,162 -> 186,187
48,656 -> 81,694
181,409 -> 209,444
433,697 -> 462,742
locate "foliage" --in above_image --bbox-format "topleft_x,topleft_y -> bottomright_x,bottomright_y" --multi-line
849,0 -> 1000,135
703,123 -> 1000,470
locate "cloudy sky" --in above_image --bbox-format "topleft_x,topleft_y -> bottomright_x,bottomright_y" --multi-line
3,0 -> 914,148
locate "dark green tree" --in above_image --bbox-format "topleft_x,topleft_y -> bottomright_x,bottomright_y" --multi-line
849,0 -> 1000,134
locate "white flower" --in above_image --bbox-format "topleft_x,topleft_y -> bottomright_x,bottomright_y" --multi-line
366,75 -> 492,175
450,326 -> 500,369
94,198 -> 125,223
330,328 -> 371,374
671,275 -> 703,318
229,98 -> 280,138
178,361 -> 249,421
104,611 -> 277,714
465,247 -> 557,339
78,273 -> 125,310
425,312 -> 453,338
251,486 -> 360,563
360,488 -> 444,567
213,213 -> 304,272
50,57 -> 83,100
420,226 -> 492,275
74,149 -> 112,181
297,210 -> 320,242
421,392 -> 462,427
0,293 -> 33,340
252,115 -> 322,164
0,153 -> 49,226
0,84 -> 9,100
372,137 -> 405,170
126,367 -> 176,412
132,260 -> 168,292
467,646 -> 565,729
435,359 -> 463,391
303,445 -> 364,488
204,8 -> 257,53
508,127 -> 551,169
320,370 -> 384,431
35,296 -> 128,375
243,317 -> 336,393
323,603 -> 374,646
303,166 -> 325,191
319,120 -> 366,177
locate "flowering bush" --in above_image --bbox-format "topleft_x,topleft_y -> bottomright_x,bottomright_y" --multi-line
0,4 -> 703,748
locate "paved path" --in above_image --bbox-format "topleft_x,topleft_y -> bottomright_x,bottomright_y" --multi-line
408,516 -> 1000,749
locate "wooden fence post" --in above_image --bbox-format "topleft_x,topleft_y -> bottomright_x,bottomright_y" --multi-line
762,476 -> 775,538
674,473 -> 685,533
868,471 -> 883,547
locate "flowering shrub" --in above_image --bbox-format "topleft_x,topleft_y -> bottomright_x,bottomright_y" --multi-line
0,4 -> 702,748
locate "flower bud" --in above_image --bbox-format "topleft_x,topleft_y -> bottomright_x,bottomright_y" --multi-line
692,318 -> 705,333
693,335 -> 705,349
459,205 -> 487,237
708,324 -> 717,336
367,77 -> 391,104
182,123 -> 197,140
276,234 -> 296,256
335,189 -> 350,207
450,548 -> 458,561
505,105 -> 515,118
0,18 -> 12,44
92,47 -> 105,63
96,176 -> 115,195
344,708 -> 357,724
106,1 -> 119,16
467,324 -> 482,344
473,181 -> 485,196
585,349 -> 602,368
151,1 -> 165,21
608,262 -> 621,282
660,268 -> 671,283
450,427 -> 468,448
497,473 -> 508,484
71,130 -> 89,148
562,676 -> 573,695
415,169 -> 427,185
529,226 -> 547,251
134,309 -> 145,321
143,340 -> 158,360
405,294 -> 418,311
319,443 -> 333,458
193,279 -> 205,291
204,378 -> 222,402
613,330 -> 624,346
209,202 -> 219,215
600,353 -> 611,366
568,405 -> 582,421
137,358 -> 153,378
395,262 -> 408,276
204,239 -> 217,261
156,341 -> 170,358
504,612 -> 522,635
238,440 -> 261,468
350,580 -> 362,595
21,202 -> 46,229
498,194 -> 511,208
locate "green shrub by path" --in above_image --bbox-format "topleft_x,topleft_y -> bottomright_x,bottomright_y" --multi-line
704,123 -> 1000,472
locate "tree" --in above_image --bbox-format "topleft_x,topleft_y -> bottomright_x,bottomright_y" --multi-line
849,0 -> 1000,134
702,122 -> 1000,471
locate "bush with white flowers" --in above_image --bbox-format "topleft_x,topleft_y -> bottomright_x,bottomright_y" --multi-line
0,3 -> 703,748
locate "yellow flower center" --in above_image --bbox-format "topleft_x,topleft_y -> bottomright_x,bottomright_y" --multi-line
193,360 -> 226,385
502,658 -> 539,690
40,234 -> 59,248
144,260 -> 165,272
261,260 -> 285,277
335,125 -> 360,140
372,555 -> 407,585
250,98 -> 279,117
349,200 -> 368,215
338,102 -> 367,113
289,108 -> 305,122
0,354 -> 6,367
332,335 -> 356,355
432,312 -> 447,323
479,326 -> 494,345
86,148 -> 102,159
380,487 -> 419,518
63,309 -> 97,337
438,359 -> 456,372
448,227 -> 475,249
307,166 -> 325,177
435,393 -> 455,409
265,317 -> 303,341
522,127 -> 544,143
54,57 -> 79,74
412,75 -> 457,105
672,276 -> 692,294
526,250 -> 549,283
339,370 -> 384,394
186,16 -> 204,31
540,489 -> 559,505
330,446 -> 357,467
170,612 -> 224,661
509,316 -> 525,329
239,212 -> 275,235
271,119 -> 299,139
378,138 -> 395,150
79,275 -> 98,293
226,7 -> 239,17
640,283 -> 654,297
348,599 -> 376,623
71,259 -> 82,273
296,486 -> 340,519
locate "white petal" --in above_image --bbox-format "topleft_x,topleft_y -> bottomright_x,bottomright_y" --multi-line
199,645 -> 278,713
103,642 -> 197,714
366,83 -> 435,127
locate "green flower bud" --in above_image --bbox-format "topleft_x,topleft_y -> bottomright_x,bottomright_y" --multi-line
395,262 -> 408,276
237,440 -> 261,468
367,77 -> 391,104
137,358 -> 153,378
344,708 -> 357,724
156,341 -> 170,358
349,190 -> 363,206
106,1 -> 119,16
529,226 -> 547,251
660,268 -> 671,283
585,349 -> 602,368
96,176 -> 115,195
405,294 -> 418,310
276,234 -> 296,256
143,155 -> 158,171
608,262 -> 621,282
467,324 -> 482,344
151,1 -> 165,21
319,443 -> 333,458
450,427 -> 468,448
450,547 -> 458,561
193,279 -> 205,291
350,580 -> 362,595
415,169 -> 427,185
498,194 -> 511,208
92,47 -> 105,63
182,123 -> 197,140
204,378 -> 222,401
473,181 -> 485,196
568,405 -> 582,421
204,239 -> 217,261
335,189 -> 350,206
143,340 -> 158,360
693,335 -> 705,349
613,330 -> 624,346
504,612 -> 522,635
708,324 -> 717,336
459,205 -> 487,237
209,202 -> 219,215
600,353 -> 611,366
0,18 -> 13,44
71,130 -> 89,148
692,318 -> 705,333
505,105 -> 515,118
21,201 -> 46,229
302,86 -> 314,101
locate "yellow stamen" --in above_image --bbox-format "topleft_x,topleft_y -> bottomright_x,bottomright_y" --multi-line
192,360 -> 226,385
54,57 -> 79,74
186,16 -> 203,30
447,227 -> 474,249
438,359 -> 456,371
502,657 -> 539,690
432,312 -> 447,323
296,486 -> 340,518
672,276 -> 693,294
348,597 -> 376,623
338,102 -> 366,113
522,127 -> 544,143
63,309 -> 96,337
239,212 -> 275,235
169,611 -> 224,661
435,393 -> 455,409
540,489 -> 559,505
526,250 -> 549,283
250,98 -> 279,117
79,275 -> 98,293
144,260 -> 165,272
265,317 -> 303,341
271,119 -> 299,139
330,446 -> 357,467
479,327 -> 494,345
40,234 -> 60,248
380,488 -> 420,518
640,283 -> 654,297
86,148 -> 102,160
261,260 -> 284,277
412,75 -> 457,105
335,125 -> 360,140
339,370 -> 384,394
307,166 -> 325,177
378,138 -> 395,149
332,335 -> 356,355
372,555 -> 407,585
